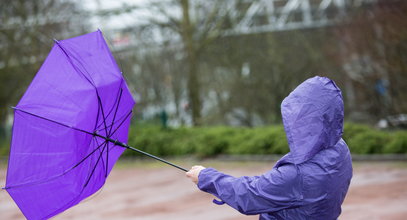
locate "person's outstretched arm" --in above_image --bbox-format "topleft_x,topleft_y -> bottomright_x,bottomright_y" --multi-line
186,164 -> 302,215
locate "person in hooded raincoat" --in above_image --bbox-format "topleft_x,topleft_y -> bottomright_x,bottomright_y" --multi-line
186,76 -> 353,220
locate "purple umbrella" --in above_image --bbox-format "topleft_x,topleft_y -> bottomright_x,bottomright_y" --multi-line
4,30 -> 186,220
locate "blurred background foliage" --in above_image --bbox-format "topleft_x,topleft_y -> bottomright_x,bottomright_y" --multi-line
121,123 -> 407,158
0,0 -> 406,157
3,122 -> 406,157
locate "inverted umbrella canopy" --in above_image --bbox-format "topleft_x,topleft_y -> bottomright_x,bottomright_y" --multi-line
4,30 -> 185,220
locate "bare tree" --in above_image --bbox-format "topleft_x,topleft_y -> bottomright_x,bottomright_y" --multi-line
137,0 -> 235,126
0,0 -> 89,136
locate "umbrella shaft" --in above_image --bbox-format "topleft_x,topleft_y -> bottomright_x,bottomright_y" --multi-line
94,133 -> 188,172
124,144 -> 188,172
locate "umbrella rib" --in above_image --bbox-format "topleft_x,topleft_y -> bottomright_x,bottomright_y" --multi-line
93,95 -> 101,135
92,108 -> 130,179
95,111 -> 129,134
95,80 -> 124,130
83,140 -> 108,188
70,138 -> 107,176
93,135 -> 107,173
54,41 -> 97,88
94,110 -> 132,167
96,92 -> 109,136
108,88 -> 123,137
12,107 -> 93,136
13,107 -> 131,145
108,110 -> 132,138
55,39 -> 124,142
104,88 -> 122,177
96,91 -> 110,177
5,138 -> 108,189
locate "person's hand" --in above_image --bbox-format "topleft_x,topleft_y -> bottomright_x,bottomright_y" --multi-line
186,165 -> 206,185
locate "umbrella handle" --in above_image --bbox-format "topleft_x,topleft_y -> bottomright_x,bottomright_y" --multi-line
94,133 -> 188,172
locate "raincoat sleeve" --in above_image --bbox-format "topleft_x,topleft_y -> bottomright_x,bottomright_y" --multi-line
197,165 -> 302,215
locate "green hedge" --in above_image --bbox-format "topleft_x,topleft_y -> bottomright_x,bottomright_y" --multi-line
0,123 -> 406,158
121,123 -> 407,158
0,137 -> 10,158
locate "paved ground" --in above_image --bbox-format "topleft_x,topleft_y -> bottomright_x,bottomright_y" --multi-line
1,160 -> 407,220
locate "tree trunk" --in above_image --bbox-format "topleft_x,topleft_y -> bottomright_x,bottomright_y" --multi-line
180,0 -> 201,126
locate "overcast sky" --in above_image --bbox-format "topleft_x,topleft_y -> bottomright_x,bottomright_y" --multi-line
82,0 -> 175,31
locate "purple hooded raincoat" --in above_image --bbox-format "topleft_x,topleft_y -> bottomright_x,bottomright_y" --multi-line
198,76 -> 353,220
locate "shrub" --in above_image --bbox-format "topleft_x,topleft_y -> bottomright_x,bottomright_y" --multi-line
347,130 -> 390,154
268,126 -> 290,154
0,138 -> 10,158
227,126 -> 289,155
195,127 -> 236,158
343,122 -> 371,141
124,125 -> 177,157
383,131 -> 407,154
121,123 -> 406,157
228,128 -> 260,154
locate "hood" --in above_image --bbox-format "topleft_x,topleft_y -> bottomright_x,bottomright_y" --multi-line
280,76 -> 344,164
